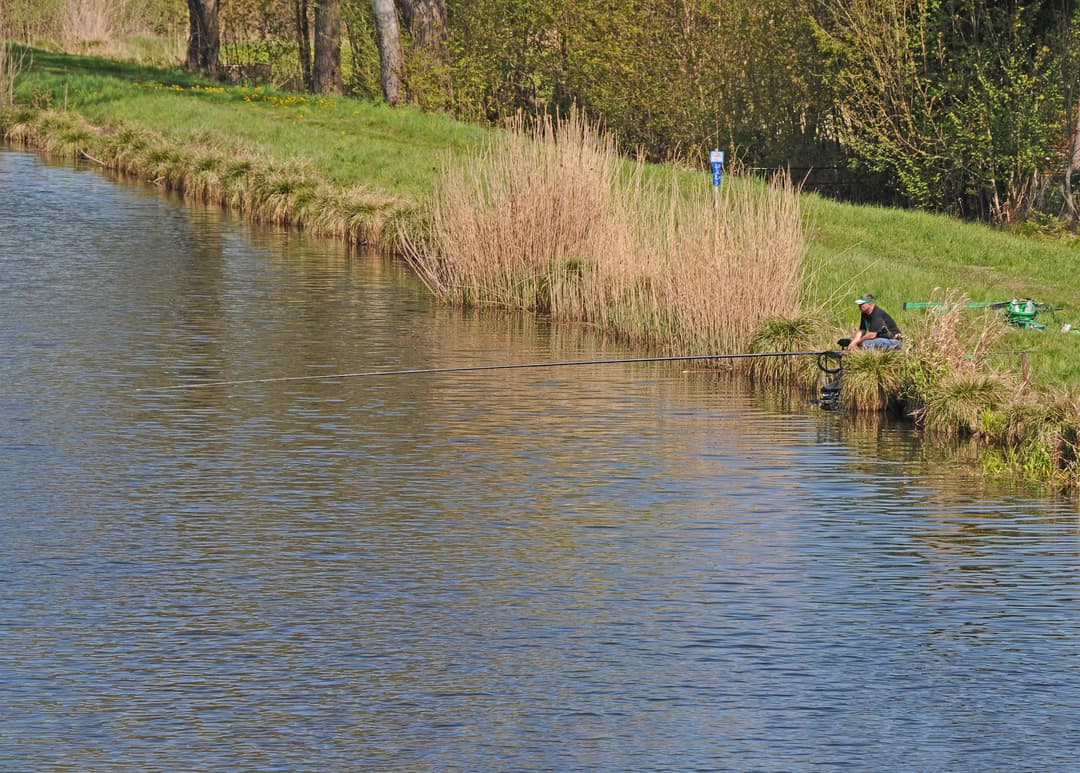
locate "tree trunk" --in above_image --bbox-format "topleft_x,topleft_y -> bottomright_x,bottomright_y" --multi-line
398,0 -> 446,49
185,0 -> 220,77
1066,98 -> 1080,226
371,0 -> 404,105
313,0 -> 343,94
295,0 -> 313,91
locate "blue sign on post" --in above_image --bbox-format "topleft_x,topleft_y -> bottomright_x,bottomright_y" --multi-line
710,150 -> 725,188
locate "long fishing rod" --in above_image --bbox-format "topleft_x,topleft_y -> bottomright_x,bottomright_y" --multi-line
136,350 -> 834,392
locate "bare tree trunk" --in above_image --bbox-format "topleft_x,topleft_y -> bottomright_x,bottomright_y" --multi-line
295,0 -> 313,91
186,0 -> 220,76
313,0 -> 343,94
371,0 -> 404,105
398,0 -> 446,49
1066,98 -> 1080,226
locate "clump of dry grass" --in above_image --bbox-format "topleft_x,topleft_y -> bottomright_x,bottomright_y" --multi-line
917,371 -> 1012,436
905,289 -> 1008,374
900,288 -> 1017,421
840,348 -> 906,412
402,109 -> 623,312
404,110 -> 806,356
746,315 -> 826,389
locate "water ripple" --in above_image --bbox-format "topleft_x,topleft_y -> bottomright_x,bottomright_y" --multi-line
2,147 -> 1079,771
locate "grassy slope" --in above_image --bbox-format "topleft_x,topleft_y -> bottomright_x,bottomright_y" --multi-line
7,49 -> 1080,388
803,195 -> 1080,387
14,49 -> 486,198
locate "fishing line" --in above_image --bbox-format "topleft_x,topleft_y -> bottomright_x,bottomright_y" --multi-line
136,350 -> 832,392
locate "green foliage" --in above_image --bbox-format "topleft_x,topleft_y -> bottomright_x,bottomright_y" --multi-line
7,0 -> 1080,228
981,442 -> 1060,482
442,0 -> 831,168
811,0 -> 1070,223
445,0 -> 565,123
341,0 -> 381,100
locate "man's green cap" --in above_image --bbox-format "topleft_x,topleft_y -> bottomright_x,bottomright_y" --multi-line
855,295 -> 874,305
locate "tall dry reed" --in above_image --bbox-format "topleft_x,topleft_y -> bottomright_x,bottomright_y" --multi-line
619,169 -> 805,353
904,289 -> 1009,376
899,289 -> 1020,432
404,111 -> 806,355
404,109 -> 623,313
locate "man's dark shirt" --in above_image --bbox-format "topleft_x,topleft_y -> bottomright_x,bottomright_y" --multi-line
860,306 -> 901,339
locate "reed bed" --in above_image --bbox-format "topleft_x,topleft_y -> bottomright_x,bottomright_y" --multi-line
404,111 -> 806,356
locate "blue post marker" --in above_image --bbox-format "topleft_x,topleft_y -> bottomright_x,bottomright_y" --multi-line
710,150 -> 725,188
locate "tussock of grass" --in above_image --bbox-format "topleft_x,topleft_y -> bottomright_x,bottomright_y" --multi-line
916,372 -> 1012,436
899,289 -> 1012,414
906,290 -> 1008,368
979,389 -> 1080,484
840,349 -> 906,412
747,315 -> 827,389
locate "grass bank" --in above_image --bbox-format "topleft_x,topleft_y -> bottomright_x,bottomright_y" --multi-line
5,48 -> 1080,487
2,47 -> 486,247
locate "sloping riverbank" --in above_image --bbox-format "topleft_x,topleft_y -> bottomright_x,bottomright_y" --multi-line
6,48 -> 1080,490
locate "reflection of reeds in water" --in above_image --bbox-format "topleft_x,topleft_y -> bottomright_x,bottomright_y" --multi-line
404,109 -> 806,356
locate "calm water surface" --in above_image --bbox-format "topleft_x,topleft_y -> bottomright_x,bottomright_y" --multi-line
2,148 -> 1079,771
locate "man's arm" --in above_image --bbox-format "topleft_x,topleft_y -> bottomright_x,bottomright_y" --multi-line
847,329 -> 873,349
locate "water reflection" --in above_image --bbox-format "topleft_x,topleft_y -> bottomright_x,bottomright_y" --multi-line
2,147 -> 1079,771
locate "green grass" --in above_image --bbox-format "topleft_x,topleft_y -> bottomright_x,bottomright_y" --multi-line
9,47 -> 486,200
5,47 -> 1080,390
801,195 -> 1080,387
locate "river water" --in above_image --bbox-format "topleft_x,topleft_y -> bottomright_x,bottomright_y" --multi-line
2,147 -> 1079,771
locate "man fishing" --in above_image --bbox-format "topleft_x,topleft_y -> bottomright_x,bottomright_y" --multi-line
847,294 -> 902,350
